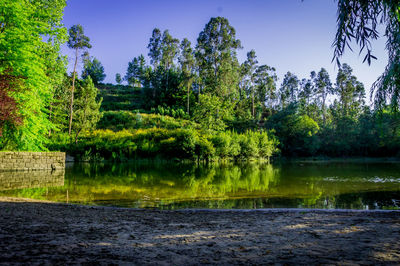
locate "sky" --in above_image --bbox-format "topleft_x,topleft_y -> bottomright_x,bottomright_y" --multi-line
61,0 -> 389,103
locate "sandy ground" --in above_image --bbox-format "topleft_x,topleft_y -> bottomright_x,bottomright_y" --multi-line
0,197 -> 400,265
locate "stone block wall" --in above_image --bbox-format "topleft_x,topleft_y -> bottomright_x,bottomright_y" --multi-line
0,152 -> 65,171
0,170 -> 65,191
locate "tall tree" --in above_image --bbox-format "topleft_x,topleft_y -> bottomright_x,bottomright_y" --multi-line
195,17 -> 242,100
279,72 -> 299,108
125,57 -> 141,87
147,28 -> 162,69
0,0 -> 67,150
179,38 -> 195,114
314,68 -> 333,125
161,30 -> 179,70
242,50 -> 258,118
81,54 -> 106,85
160,30 -> 179,95
334,63 -> 365,117
72,76 -> 102,143
67,24 -> 91,136
115,73 -> 122,85
254,65 -> 278,110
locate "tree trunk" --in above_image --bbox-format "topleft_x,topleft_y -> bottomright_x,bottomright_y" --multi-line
187,83 -> 190,114
252,90 -> 255,118
68,48 -> 78,136
322,92 -> 326,126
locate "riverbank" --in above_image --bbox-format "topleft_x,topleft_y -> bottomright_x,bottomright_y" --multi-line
0,197 -> 399,264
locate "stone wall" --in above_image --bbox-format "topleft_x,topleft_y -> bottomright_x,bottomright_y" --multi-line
0,152 -> 65,171
0,170 -> 65,191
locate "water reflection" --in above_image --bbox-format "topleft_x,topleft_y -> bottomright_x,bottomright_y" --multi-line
0,162 -> 399,210
0,170 -> 64,191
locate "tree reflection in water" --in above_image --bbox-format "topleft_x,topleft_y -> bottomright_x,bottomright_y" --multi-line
0,162 -> 399,210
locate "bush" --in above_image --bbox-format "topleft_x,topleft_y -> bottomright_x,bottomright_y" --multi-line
49,120 -> 279,162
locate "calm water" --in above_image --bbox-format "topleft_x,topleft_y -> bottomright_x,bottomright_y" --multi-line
1,161 -> 400,210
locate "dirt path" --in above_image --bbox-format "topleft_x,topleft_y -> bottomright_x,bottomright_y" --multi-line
0,197 -> 399,265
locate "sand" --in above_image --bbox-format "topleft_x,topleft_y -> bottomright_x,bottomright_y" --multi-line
0,197 -> 399,265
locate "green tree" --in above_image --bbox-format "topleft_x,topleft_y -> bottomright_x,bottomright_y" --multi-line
179,38 -> 195,114
48,73 -> 71,136
0,0 -> 67,150
254,65 -> 278,110
242,50 -> 258,118
160,30 -> 179,96
334,63 -> 365,117
195,17 -> 242,101
279,72 -> 299,108
67,24 -> 92,136
115,73 -> 122,85
82,55 -> 106,85
147,28 -> 162,69
314,68 -> 333,125
72,77 -> 102,143
193,94 -> 231,131
161,30 -> 179,70
125,57 -> 142,87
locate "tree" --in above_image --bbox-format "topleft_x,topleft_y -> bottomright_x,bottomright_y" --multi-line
193,94 -> 231,131
333,0 -> 400,109
195,17 -> 242,101
82,54 -> 106,85
161,30 -> 179,70
48,73 -> 71,136
72,77 -> 102,143
115,73 -> 122,85
67,24 -> 92,136
160,30 -> 179,96
179,38 -> 195,114
125,57 -> 142,87
0,0 -> 67,150
314,68 -> 333,125
147,28 -> 162,69
334,64 -> 365,117
279,72 -> 299,108
242,50 -> 258,118
0,73 -> 22,138
254,65 -> 278,111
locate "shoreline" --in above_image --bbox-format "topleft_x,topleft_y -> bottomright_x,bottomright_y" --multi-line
1,197 -> 399,264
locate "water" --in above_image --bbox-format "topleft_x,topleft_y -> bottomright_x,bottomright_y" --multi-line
0,161 -> 400,210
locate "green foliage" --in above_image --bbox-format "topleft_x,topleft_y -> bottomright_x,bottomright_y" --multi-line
193,94 -> 232,131
333,0 -> 400,110
115,73 -> 122,85
279,72 -> 299,108
67,24 -> 91,50
195,17 -> 241,101
265,104 -> 320,156
72,77 -> 102,143
50,124 -> 278,162
97,111 -> 196,131
82,55 -> 106,85
0,0 -> 67,150
67,24 -> 92,135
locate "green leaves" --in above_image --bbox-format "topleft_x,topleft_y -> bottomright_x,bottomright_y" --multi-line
67,24 -> 92,50
82,56 -> 106,85
72,77 -> 102,143
0,0 -> 67,150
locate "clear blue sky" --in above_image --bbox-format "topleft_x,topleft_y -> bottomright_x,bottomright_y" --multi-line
61,0 -> 388,102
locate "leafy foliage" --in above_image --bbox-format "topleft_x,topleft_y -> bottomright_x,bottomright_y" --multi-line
0,0 -> 67,150
333,0 -> 400,109
82,55 -> 106,84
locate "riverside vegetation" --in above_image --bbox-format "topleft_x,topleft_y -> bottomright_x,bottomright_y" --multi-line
1,1 -> 400,162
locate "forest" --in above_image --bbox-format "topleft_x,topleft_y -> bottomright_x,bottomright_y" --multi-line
1,0 -> 400,161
